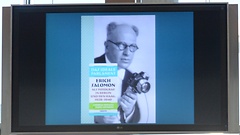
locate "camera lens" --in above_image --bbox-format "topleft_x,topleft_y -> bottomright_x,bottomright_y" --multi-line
137,79 -> 150,93
141,82 -> 150,93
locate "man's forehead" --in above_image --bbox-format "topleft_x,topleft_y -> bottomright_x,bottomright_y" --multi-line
112,24 -> 136,35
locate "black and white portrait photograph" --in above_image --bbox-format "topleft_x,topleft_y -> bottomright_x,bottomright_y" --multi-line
93,15 -> 156,124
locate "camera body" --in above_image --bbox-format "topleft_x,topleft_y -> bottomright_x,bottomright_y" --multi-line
128,71 -> 151,94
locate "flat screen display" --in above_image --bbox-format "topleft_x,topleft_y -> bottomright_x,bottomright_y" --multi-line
11,3 -> 228,132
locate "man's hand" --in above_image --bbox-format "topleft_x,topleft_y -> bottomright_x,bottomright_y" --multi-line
119,86 -> 138,117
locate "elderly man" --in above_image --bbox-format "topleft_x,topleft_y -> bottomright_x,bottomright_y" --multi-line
94,22 -> 140,123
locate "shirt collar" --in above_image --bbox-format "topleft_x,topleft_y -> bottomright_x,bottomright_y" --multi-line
105,54 -> 125,80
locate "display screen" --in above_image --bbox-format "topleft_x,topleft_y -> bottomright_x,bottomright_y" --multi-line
11,3 -> 228,132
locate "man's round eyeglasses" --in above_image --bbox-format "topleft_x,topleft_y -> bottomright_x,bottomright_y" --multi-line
107,40 -> 138,52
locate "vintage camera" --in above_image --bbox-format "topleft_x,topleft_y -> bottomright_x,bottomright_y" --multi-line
128,71 -> 151,94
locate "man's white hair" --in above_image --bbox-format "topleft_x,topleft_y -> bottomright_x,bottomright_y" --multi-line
106,22 -> 139,38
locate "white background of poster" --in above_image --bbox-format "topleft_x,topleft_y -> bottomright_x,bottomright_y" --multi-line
94,15 -> 156,123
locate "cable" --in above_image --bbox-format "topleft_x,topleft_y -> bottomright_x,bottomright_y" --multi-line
25,0 -> 30,4
136,0 -> 142,3
143,93 -> 149,123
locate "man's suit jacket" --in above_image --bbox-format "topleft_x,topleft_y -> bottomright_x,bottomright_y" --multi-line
94,54 -> 140,123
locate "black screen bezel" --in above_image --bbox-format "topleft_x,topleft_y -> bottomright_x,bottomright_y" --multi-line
11,3 -> 228,133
